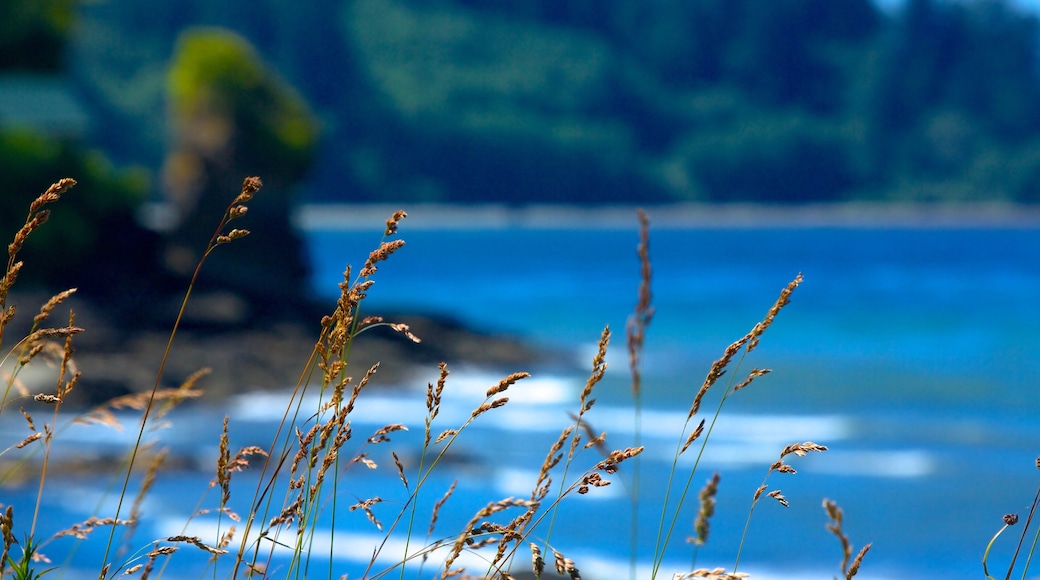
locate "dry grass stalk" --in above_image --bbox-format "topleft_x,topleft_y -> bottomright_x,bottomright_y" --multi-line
732,369 -> 770,392
471,396 -> 510,419
593,446 -> 644,474
18,342 -> 46,366
225,444 -> 269,479
215,228 -> 250,246
0,181 -> 74,351
30,178 -> 77,212
392,451 -> 408,488
824,498 -> 871,579
425,362 -> 450,446
680,419 -> 706,455
216,526 -> 236,551
166,535 -> 228,555
0,190 -> 841,579
138,542 -> 178,580
368,423 -> 408,444
766,489 -> 788,508
435,429 -> 458,444
688,332 -> 752,419
290,423 -> 320,482
19,406 -> 35,431
0,264 -> 21,305
734,441 -> 828,571
22,325 -> 84,345
523,327 -> 614,551
444,498 -> 532,572
310,418 -> 352,498
1,372 -> 28,398
8,213 -> 49,261
33,288 -> 77,326
428,479 -> 458,536
676,568 -> 750,579
7,178 -> 76,268
147,545 -> 178,558
487,372 -> 532,397
530,542 -> 545,576
568,412 -> 607,454
15,432 -> 42,449
846,544 -> 871,579
353,453 -> 377,469
154,367 -> 211,422
77,388 -> 205,431
55,310 -> 80,400
53,517 -> 135,540
579,326 -> 609,413
139,557 -> 162,580
0,301 -> 17,340
268,495 -> 304,529
753,442 -> 828,502
129,448 -> 169,535
690,472 -> 720,546
688,274 -> 802,420
388,322 -> 421,343
823,498 -> 852,571
331,362 -> 378,418
748,274 -> 803,352
235,176 -> 262,203
217,416 -> 231,504
552,548 -> 567,574
530,427 -> 571,505
385,209 -> 407,236
627,208 -> 654,397
0,506 -> 12,578
349,498 -> 385,531
359,239 -> 406,278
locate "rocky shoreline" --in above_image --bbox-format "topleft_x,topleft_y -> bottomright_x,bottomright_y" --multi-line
8,289 -> 548,408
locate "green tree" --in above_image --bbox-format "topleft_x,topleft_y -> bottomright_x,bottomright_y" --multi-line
163,27 -> 319,314
0,130 -> 151,290
0,0 -> 75,70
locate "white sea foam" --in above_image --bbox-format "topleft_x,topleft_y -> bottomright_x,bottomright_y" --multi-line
157,517 -> 512,572
161,517 -> 900,580
493,467 -> 625,500
227,370 -> 937,479
230,367 -> 576,423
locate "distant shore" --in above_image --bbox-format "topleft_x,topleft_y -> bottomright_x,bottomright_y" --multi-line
294,201 -> 1040,231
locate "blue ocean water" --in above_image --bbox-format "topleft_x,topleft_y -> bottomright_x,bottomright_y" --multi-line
303,214 -> 1040,579
12,210 -> 1040,579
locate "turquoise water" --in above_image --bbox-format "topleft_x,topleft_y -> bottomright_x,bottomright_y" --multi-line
13,214 -> 1040,579
303,217 -> 1040,578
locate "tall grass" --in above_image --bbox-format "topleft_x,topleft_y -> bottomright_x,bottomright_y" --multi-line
0,177 -> 887,579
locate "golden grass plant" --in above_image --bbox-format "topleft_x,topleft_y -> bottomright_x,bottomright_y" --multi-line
0,177 -> 887,580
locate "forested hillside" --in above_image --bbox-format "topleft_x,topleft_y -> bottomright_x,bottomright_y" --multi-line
19,0 -> 1040,204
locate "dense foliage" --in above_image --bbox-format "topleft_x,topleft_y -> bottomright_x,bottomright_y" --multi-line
0,134 -> 151,291
0,0 -> 74,71
11,0 -> 1040,205
167,29 -> 318,181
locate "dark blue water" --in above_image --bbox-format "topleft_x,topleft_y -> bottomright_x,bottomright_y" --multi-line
309,224 -> 1040,412
13,216 -> 1040,579
304,219 -> 1040,579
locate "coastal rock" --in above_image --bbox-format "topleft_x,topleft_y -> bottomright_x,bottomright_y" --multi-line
7,290 -> 545,408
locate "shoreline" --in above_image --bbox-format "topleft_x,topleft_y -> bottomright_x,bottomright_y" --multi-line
294,201 -> 1040,231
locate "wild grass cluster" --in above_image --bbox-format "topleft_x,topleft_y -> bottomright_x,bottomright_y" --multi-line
5,175 -> 1032,579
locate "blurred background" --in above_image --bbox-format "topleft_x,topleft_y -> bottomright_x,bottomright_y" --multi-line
6,1 -> 1040,579
7,0 -> 1040,288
